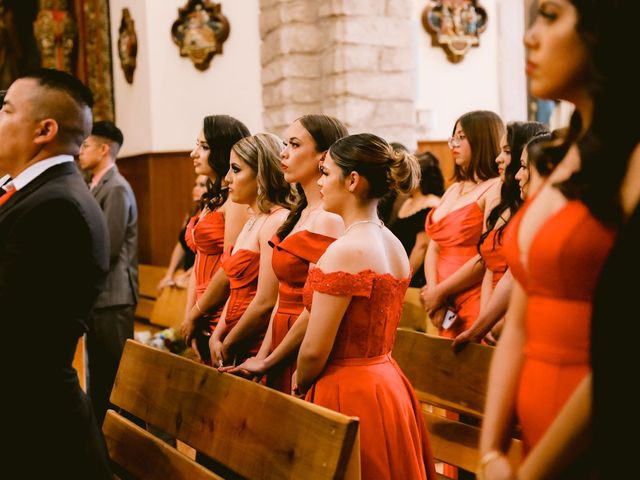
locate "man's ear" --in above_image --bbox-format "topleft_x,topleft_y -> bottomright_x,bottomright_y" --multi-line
99,142 -> 110,158
33,119 -> 59,145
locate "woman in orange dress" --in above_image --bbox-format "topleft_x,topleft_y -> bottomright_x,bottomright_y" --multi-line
452,121 -> 548,347
421,110 -> 504,338
179,115 -> 250,363
209,133 -> 291,367
223,115 -> 346,393
157,175 -> 207,293
478,1 -> 632,477
296,133 -> 436,479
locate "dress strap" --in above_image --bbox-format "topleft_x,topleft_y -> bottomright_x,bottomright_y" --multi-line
474,178 -> 500,201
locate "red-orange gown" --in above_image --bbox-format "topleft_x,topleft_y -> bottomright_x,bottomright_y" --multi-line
268,231 -> 335,393
219,247 -> 268,364
479,228 -> 508,288
425,203 -> 485,337
503,200 -> 615,452
185,211 -> 225,329
303,268 -> 437,480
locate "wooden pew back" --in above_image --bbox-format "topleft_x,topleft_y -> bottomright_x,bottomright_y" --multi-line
393,329 -> 522,474
136,264 -> 187,328
104,340 -> 361,479
136,264 -> 166,321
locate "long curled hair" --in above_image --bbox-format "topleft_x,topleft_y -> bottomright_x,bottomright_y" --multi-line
538,0 -> 639,226
451,110 -> 504,183
276,115 -> 348,239
200,115 -> 251,211
479,121 -> 549,251
231,133 -> 293,214
329,133 -> 421,199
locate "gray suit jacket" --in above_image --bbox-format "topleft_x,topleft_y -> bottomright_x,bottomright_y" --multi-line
91,165 -> 139,308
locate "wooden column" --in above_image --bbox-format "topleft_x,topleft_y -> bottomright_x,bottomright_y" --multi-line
117,151 -> 194,265
417,139 -> 454,187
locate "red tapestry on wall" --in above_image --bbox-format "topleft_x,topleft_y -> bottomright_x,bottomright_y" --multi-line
1,0 -> 113,121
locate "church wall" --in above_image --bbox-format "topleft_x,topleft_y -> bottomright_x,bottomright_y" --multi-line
105,0 -> 528,264
413,0 -> 527,140
110,0 -> 264,158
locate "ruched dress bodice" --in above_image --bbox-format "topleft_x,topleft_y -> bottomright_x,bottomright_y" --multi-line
219,246 -> 265,362
502,199 -> 615,451
185,210 -> 225,329
425,202 -> 485,336
479,228 -> 508,288
267,231 -> 335,392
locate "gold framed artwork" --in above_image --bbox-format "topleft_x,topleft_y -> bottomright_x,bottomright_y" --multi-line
171,0 -> 230,71
118,8 -> 137,84
422,0 -> 488,63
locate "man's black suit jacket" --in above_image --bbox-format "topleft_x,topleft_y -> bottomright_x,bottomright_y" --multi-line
0,161 -> 112,478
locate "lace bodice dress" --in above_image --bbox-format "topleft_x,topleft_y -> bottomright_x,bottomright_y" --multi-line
302,268 -> 436,479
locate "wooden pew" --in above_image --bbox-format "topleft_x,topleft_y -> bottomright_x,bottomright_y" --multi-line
393,329 -> 522,476
103,340 -> 361,479
136,264 -> 187,328
136,264 -> 166,322
399,287 -> 439,335
399,287 -> 429,333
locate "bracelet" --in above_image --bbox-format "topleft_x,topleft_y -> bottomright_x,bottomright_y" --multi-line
477,450 -> 504,476
195,300 -> 204,315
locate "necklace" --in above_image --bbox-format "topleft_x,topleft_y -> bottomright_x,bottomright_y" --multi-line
459,181 -> 480,196
246,214 -> 259,231
344,219 -> 383,235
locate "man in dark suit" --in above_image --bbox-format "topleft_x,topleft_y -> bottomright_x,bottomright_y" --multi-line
0,70 -> 112,477
78,121 -> 138,425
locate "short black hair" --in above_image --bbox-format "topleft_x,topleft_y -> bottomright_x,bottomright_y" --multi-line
21,68 -> 94,109
91,121 -> 124,147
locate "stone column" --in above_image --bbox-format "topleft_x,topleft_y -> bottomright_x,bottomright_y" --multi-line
260,0 -> 417,148
260,0 -> 323,135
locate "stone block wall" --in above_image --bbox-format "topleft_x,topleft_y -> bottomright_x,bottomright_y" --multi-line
260,0 -> 417,148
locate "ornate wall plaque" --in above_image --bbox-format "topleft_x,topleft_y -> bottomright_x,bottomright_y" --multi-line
422,0 -> 487,63
118,8 -> 137,84
33,0 -> 77,72
171,0 -> 229,71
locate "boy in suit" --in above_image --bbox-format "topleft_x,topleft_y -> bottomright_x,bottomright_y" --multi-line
78,121 -> 139,424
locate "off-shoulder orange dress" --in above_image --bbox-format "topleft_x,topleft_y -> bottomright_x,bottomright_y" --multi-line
425,202 -> 485,337
268,231 -> 335,393
185,211 -> 225,359
303,269 -> 437,480
219,247 -> 268,364
503,200 -> 615,452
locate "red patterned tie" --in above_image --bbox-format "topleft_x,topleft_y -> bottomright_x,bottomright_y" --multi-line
0,184 -> 16,207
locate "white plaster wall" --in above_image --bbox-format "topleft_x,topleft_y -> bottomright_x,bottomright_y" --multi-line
110,0 -> 152,156
111,0 -> 263,156
412,0 -> 527,140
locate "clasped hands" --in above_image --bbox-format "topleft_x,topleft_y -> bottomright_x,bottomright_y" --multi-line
420,284 -> 449,328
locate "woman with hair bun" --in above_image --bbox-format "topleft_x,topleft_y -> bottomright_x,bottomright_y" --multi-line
295,133 -> 436,479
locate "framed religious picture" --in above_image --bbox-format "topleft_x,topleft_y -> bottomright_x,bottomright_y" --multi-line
422,0 -> 488,63
171,0 -> 229,71
118,8 -> 137,84
33,0 -> 77,73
